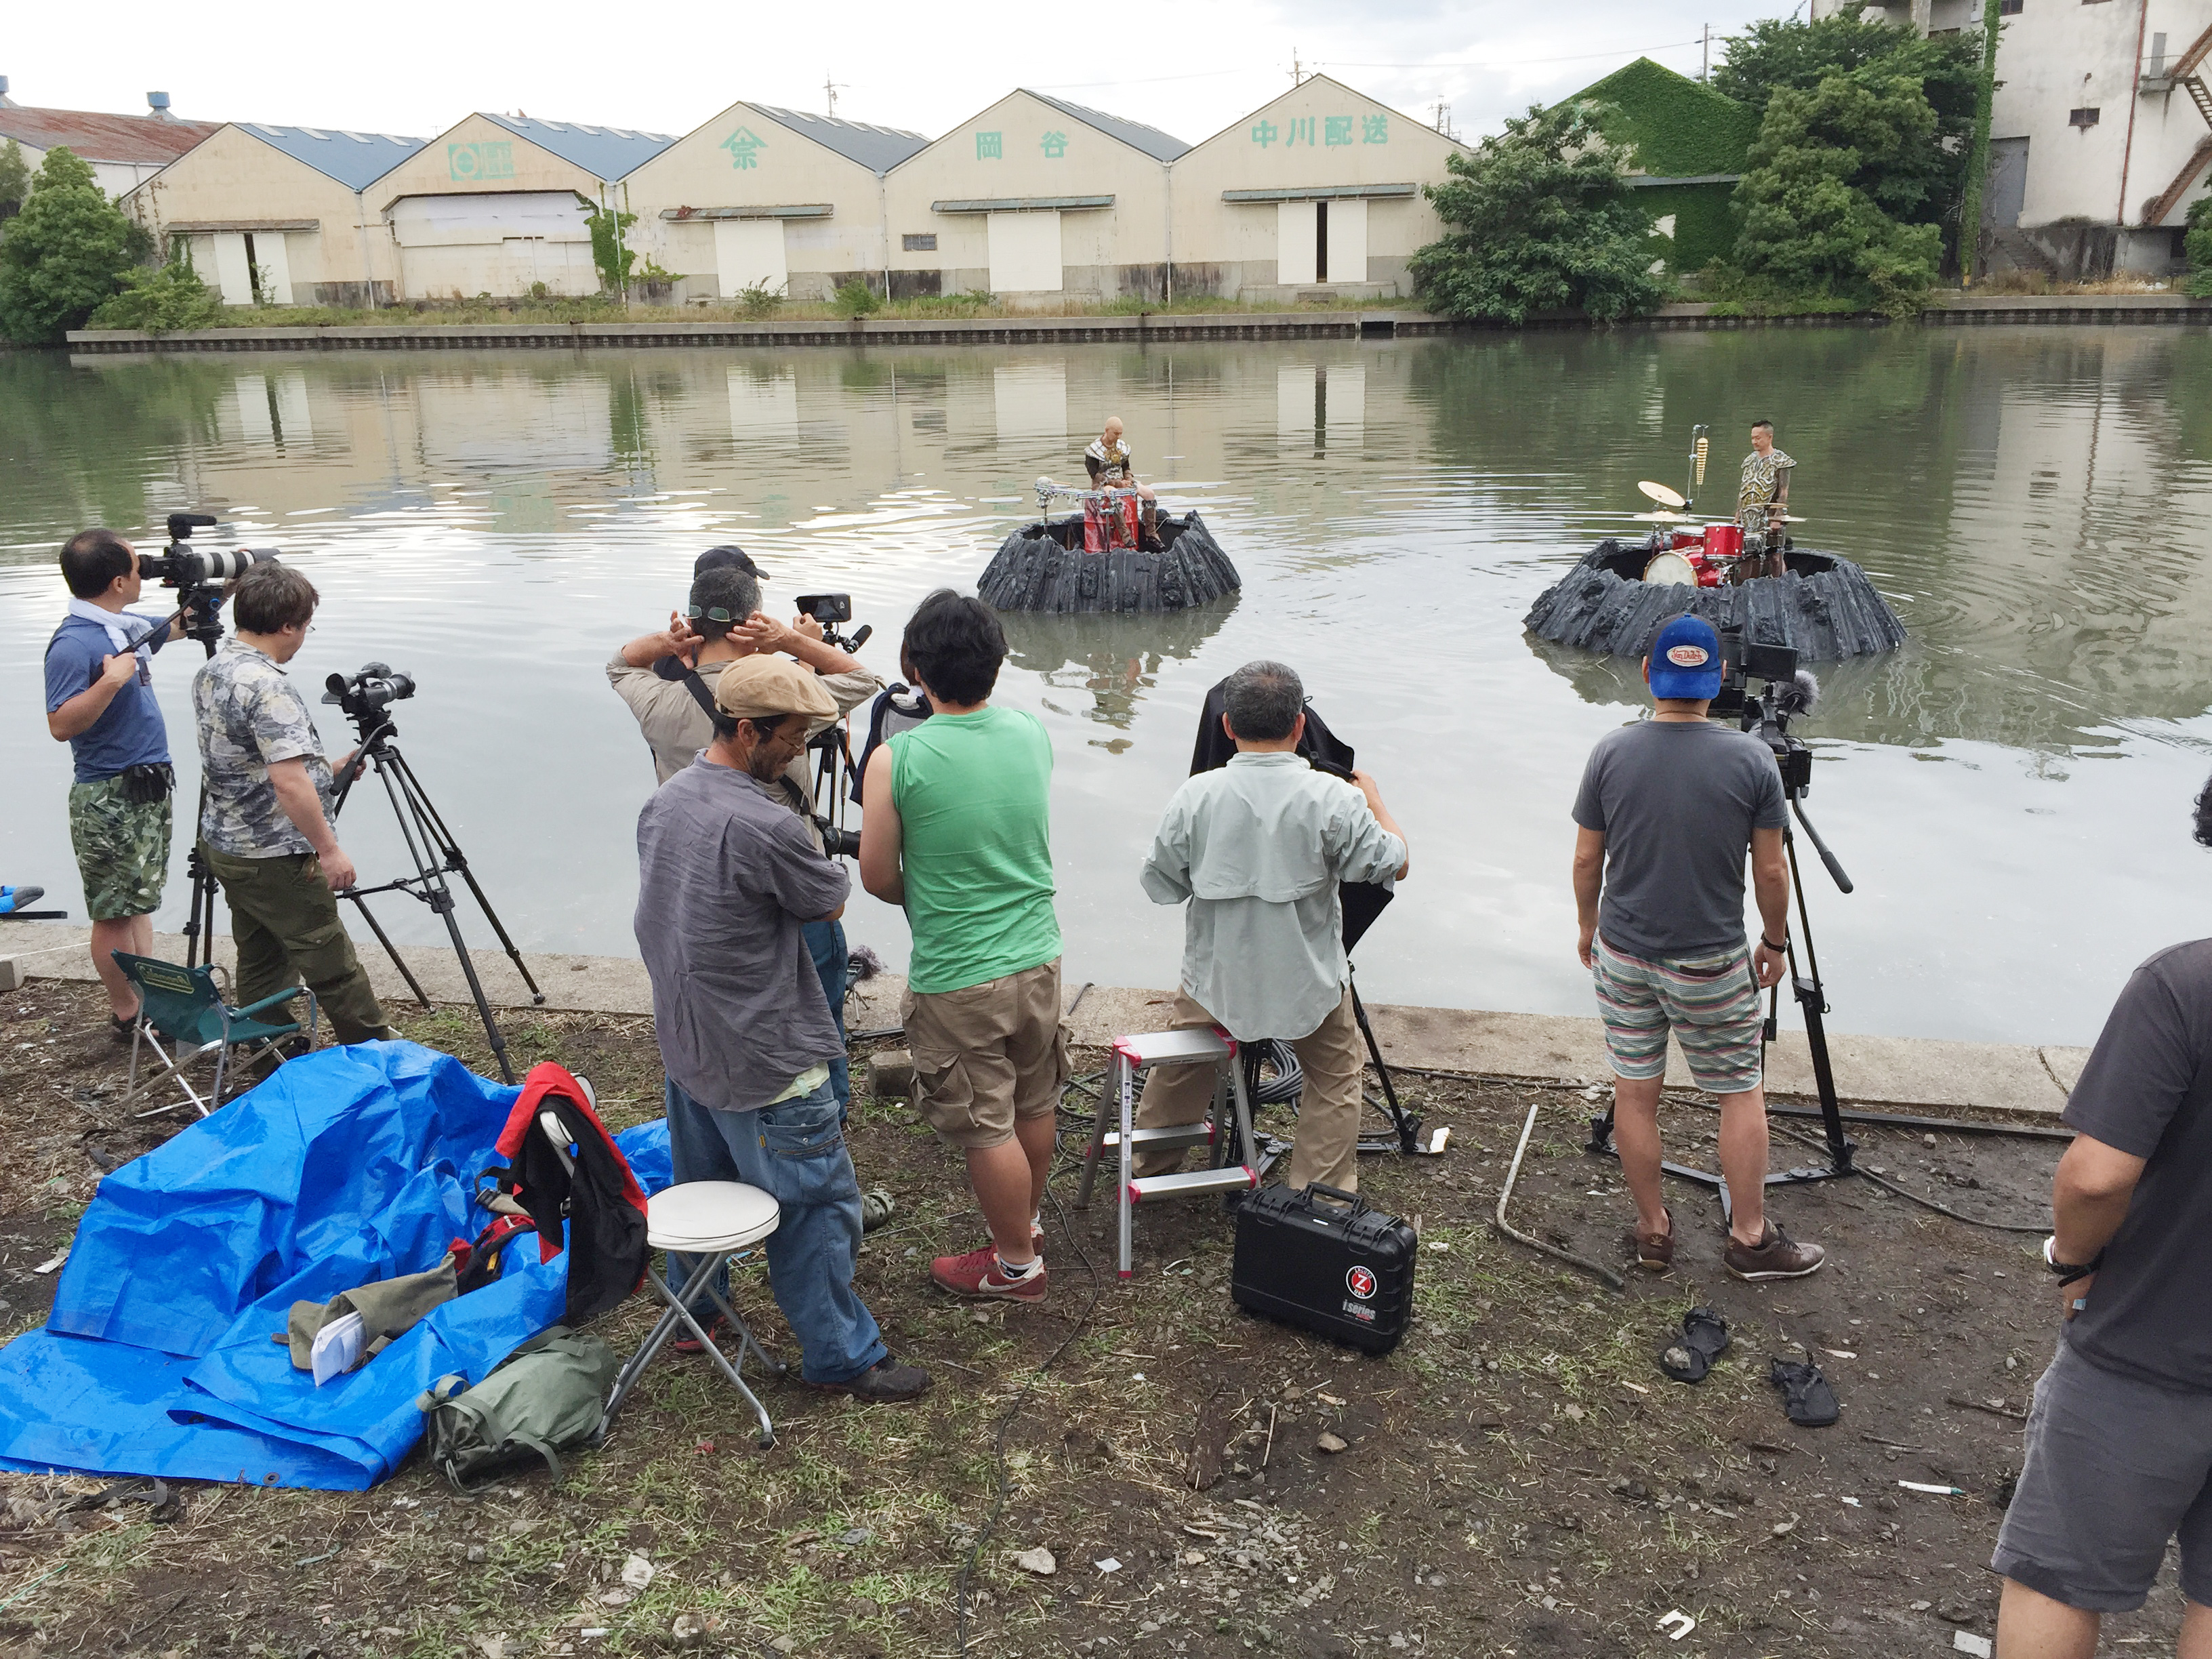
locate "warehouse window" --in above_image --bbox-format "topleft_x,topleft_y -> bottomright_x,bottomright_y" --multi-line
1999,0 -> 2021,12
903,232 -> 937,251
2070,106 -> 2101,127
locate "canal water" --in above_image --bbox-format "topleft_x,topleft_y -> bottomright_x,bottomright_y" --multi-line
5,327 -> 2209,1046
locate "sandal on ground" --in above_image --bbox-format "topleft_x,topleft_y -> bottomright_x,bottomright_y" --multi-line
108,1013 -> 140,1044
1768,1355 -> 1841,1427
1658,1305 -> 1732,1384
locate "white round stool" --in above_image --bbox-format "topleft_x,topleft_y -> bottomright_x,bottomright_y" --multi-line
600,1181 -> 783,1448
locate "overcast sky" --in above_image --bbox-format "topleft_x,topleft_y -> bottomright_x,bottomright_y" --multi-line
7,0 -> 1796,150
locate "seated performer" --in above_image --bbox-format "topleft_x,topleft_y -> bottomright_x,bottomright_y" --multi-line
1084,417 -> 1158,546
1738,420 -> 1794,579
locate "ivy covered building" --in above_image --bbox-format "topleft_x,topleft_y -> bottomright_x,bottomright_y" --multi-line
1556,58 -> 1759,274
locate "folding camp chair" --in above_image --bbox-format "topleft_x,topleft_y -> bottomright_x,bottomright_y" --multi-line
110,951 -> 317,1120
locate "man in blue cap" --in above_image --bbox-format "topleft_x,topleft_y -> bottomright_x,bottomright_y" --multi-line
1570,613 -> 1825,1281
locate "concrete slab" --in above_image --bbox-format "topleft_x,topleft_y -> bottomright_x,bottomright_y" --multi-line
14,922 -> 2071,1116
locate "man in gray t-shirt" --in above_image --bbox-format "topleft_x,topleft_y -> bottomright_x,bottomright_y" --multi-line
1991,782 -> 2212,1648
634,655 -> 927,1404
1569,613 -> 1822,1283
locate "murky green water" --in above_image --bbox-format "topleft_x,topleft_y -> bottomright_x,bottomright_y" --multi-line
6,328 -> 2210,1046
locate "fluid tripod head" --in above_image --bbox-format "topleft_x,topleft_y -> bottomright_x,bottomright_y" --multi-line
322,662 -> 417,735
137,513 -> 281,654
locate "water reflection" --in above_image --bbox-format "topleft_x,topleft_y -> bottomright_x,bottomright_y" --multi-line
1001,598 -> 1238,741
5,328 -> 2212,1044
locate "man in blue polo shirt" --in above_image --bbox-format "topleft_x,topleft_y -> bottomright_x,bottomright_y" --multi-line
43,529 -> 184,1037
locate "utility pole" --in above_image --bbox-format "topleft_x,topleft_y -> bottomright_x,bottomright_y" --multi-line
1957,0 -> 2007,285
1701,24 -> 1712,83
1292,49 -> 1305,87
823,75 -> 846,117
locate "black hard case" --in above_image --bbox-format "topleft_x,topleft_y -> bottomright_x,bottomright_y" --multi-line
1229,1183 -> 1416,1355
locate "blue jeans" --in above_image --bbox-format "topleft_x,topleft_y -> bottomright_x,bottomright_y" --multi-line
804,917 -> 851,1119
664,1075 -> 887,1386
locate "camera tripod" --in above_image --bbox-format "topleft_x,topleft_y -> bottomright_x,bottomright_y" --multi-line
331,712 -> 543,1082
1586,787 -> 1856,1218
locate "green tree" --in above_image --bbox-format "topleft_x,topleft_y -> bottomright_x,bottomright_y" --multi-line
0,147 -> 144,344
2187,195 -> 2212,299
0,139 -> 30,222
1715,11 -> 1982,232
1726,73 -> 1944,315
1410,101 -> 1665,325
830,278 -> 880,317
89,239 -> 226,333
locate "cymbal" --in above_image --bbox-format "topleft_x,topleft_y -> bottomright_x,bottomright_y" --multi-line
1637,480 -> 1689,508
1630,509 -> 1690,522
1776,514 -> 1808,523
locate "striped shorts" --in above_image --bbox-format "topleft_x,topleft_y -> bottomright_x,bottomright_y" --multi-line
1592,935 -> 1765,1094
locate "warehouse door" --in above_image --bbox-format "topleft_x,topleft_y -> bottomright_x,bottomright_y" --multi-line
1324,199 -> 1368,283
987,211 -> 1062,292
1277,200 -> 1368,287
1277,201 -> 1318,286
1986,138 -> 2030,228
715,219 -> 789,299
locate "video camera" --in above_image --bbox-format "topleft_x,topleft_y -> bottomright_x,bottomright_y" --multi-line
797,592 -> 872,655
322,661 -> 418,725
139,512 -> 281,653
1708,629 -> 1816,796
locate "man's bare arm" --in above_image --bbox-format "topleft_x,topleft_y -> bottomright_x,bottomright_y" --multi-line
267,757 -> 356,891
47,652 -> 140,741
1572,827 -> 1605,968
857,745 -> 905,905
1749,825 -> 1790,988
2050,1133 -> 2146,1320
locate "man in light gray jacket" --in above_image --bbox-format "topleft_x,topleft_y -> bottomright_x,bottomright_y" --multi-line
1132,660 -> 1409,1194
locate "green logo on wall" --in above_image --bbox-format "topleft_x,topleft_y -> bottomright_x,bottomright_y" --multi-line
977,131 -> 1003,160
449,142 -> 516,182
722,126 -> 766,170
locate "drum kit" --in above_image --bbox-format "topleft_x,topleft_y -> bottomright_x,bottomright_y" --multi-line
1630,480 -> 1805,587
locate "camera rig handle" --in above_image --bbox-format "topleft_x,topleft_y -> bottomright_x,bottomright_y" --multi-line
1787,794 -> 1853,893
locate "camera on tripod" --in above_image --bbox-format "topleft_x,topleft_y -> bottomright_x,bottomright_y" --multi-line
138,512 -> 281,652
322,662 -> 418,723
1707,630 -> 1814,796
796,592 -> 872,655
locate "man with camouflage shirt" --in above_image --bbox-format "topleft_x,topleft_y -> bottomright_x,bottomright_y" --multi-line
192,562 -> 394,1045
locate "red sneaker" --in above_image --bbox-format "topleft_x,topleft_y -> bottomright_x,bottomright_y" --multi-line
671,1313 -> 727,1356
930,1245 -> 1048,1303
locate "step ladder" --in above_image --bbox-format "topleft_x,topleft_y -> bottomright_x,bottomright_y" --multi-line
1075,1027 -> 1258,1278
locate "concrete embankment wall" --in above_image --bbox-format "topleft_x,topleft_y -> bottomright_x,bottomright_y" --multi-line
4,922 -> 2085,1118
58,294 -> 2212,354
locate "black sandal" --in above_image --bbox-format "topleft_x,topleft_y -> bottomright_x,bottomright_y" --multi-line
1768,1355 -> 1841,1427
1658,1306 -> 1732,1384
108,1013 -> 140,1044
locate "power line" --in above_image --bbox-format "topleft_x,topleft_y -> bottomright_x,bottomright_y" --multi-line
1317,39 -> 1704,70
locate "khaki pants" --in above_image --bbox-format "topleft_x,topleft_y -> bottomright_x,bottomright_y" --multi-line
202,845 -> 396,1046
1132,985 -> 1364,1193
903,958 -> 1071,1151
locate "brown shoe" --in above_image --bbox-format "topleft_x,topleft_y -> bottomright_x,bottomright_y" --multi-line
1624,1208 -> 1675,1272
1724,1222 -> 1826,1282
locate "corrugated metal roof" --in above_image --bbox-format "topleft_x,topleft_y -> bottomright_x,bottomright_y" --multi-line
237,123 -> 428,191
478,112 -> 676,181
1022,91 -> 1189,162
747,104 -> 928,174
0,104 -> 221,166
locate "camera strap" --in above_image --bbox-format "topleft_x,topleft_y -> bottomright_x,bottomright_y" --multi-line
655,656 -> 736,738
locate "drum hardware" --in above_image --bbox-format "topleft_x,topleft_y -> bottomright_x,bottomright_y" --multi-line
1636,480 -> 1689,509
1630,509 -> 1691,522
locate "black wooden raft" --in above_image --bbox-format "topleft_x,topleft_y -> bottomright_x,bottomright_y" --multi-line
1523,539 -> 1907,661
977,510 -> 1242,614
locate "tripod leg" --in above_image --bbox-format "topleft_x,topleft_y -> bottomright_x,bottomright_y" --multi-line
1349,977 -> 1420,1154
382,754 -> 516,1083
387,752 -> 544,1006
348,895 -> 432,1009
1782,826 -> 1852,1173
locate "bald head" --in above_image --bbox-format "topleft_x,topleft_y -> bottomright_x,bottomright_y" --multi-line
1103,417 -> 1124,441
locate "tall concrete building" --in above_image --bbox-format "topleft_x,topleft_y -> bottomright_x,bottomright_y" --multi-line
1812,0 -> 2211,276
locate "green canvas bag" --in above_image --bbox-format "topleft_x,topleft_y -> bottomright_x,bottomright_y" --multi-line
415,1325 -> 619,1490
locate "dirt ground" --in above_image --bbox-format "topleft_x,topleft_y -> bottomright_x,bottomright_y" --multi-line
0,978 -> 2182,1658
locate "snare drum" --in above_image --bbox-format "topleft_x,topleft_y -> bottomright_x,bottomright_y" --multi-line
1643,551 -> 1699,586
1702,523 -> 1743,561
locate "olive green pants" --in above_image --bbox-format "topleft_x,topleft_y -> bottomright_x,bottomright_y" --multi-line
201,845 -> 396,1046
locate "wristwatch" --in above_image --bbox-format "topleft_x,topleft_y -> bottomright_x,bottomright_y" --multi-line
2043,1235 -> 2101,1285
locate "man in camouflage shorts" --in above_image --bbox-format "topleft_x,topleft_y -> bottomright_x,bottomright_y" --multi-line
44,529 -> 184,1036
192,562 -> 394,1045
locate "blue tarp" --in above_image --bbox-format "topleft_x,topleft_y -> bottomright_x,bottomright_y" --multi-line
0,1042 -> 670,1490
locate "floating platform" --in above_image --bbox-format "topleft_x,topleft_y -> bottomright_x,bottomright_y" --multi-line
978,510 -> 1242,614
1523,539 -> 1907,661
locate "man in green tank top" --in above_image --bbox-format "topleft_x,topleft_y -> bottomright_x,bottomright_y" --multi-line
861,590 -> 1067,1305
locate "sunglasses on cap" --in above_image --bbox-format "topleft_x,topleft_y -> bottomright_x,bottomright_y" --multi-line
684,604 -> 746,624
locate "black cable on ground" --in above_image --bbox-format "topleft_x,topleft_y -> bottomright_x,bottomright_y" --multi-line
951,1087 -> 1105,1656
1763,1117 -> 2053,1235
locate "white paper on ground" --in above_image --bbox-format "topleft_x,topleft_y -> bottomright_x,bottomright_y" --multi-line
310,1310 -> 365,1385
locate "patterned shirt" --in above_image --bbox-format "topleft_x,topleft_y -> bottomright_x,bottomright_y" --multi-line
1084,436 -> 1134,487
1738,447 -> 1795,516
192,640 -> 337,858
